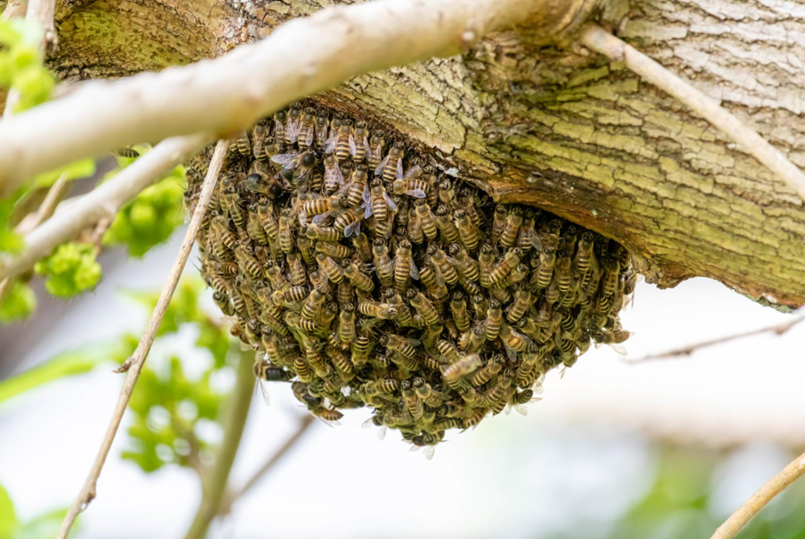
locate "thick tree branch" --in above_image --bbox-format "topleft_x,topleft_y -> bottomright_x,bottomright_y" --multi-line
219,415 -> 315,516
0,134 -> 211,283
0,0 -> 27,20
0,0 -> 588,196
55,139 -> 227,539
580,25 -> 805,205
183,349 -> 256,539
629,307 -> 805,363
712,451 -> 805,539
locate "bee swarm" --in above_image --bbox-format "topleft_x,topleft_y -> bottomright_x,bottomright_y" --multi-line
185,103 -> 635,454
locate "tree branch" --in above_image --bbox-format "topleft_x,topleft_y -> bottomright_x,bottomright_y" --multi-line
711,451 -> 805,539
55,139 -> 228,539
218,415 -> 315,516
0,0 -> 587,196
0,0 -> 27,20
183,349 -> 256,539
580,24 -> 805,205
24,0 -> 56,54
628,307 -> 805,363
0,134 -> 211,283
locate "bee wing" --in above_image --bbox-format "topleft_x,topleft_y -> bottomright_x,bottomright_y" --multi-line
363,137 -> 371,157
312,211 -> 332,225
607,342 -> 628,356
423,446 -> 436,460
529,233 -> 543,251
363,201 -> 374,220
362,417 -> 374,428
384,192 -> 398,212
348,134 -> 357,156
325,135 -> 338,154
374,154 -> 390,176
287,120 -> 300,143
406,188 -> 427,199
409,259 -> 420,280
344,219 -> 361,238
271,153 -> 298,166
316,416 -> 340,428
259,380 -> 271,407
404,164 -> 422,180
325,164 -> 344,187
396,157 -> 404,180
377,425 -> 387,441
501,339 -> 518,363
305,126 -> 315,147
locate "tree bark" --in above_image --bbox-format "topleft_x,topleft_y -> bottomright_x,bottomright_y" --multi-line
26,0 -> 805,308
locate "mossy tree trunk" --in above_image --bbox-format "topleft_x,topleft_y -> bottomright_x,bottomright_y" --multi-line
12,0 -> 805,308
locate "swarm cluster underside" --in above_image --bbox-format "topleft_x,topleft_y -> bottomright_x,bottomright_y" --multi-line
185,102 -> 634,453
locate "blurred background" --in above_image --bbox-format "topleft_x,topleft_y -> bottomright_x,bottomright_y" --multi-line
1,226 -> 805,539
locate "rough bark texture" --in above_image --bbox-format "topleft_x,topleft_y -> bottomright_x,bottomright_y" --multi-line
9,0 -> 805,308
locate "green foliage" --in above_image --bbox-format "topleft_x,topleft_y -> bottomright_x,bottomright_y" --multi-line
0,19 -> 55,113
31,159 -> 96,189
608,446 -> 805,539
34,243 -> 101,298
121,279 -> 235,473
0,341 -> 123,406
0,482 -> 75,539
0,187 -> 28,255
103,153 -> 187,257
0,484 -> 17,539
123,278 -> 230,368
0,281 -> 35,323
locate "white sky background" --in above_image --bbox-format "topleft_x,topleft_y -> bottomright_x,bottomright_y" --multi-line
0,228 -> 803,538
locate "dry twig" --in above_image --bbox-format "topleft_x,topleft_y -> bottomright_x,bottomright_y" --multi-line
580,24 -> 805,204
628,307 -> 805,363
711,451 -> 805,539
55,139 -> 228,539
0,0 -> 560,195
0,134 -> 211,282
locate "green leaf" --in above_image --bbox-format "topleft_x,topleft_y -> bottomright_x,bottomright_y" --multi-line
31,159 -> 95,188
0,483 -> 18,539
0,281 -> 36,324
12,508 -> 70,539
0,342 -> 118,405
35,243 -> 102,298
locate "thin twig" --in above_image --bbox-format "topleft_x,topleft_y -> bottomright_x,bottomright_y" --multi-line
711,451 -> 805,539
0,0 -> 558,195
0,0 -> 28,20
0,175 -> 70,301
0,134 -> 211,283
24,0 -> 57,54
628,307 -> 805,363
183,349 -> 257,539
55,139 -> 228,539
580,24 -> 805,204
219,415 -> 315,516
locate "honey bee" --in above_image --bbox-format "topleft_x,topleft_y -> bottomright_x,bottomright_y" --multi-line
302,194 -> 344,223
345,165 -> 369,208
400,380 -> 424,420
406,289 -> 440,326
433,205 -> 460,244
298,107 -> 316,150
273,110 -> 288,146
327,119 -> 356,162
491,205 -> 507,244
500,206 -> 523,248
376,142 -> 405,183
454,209 -> 481,252
485,299 -> 502,341
506,285 -> 532,323
233,131 -> 251,157
470,354 -> 505,387
285,104 -> 302,145
449,291 -> 471,332
516,212 -> 542,254
252,125 -> 267,162
364,179 -> 397,224
367,130 -> 386,170
323,154 -> 344,195
533,246 -> 556,290
338,303 -> 356,343
315,240 -> 351,259
314,111 -> 330,151
441,354 -> 483,383
353,121 -> 370,162
272,150 -> 317,190
357,298 -> 398,319
413,199 -> 437,241
418,265 -> 449,301
487,248 -> 522,287
393,239 -> 419,293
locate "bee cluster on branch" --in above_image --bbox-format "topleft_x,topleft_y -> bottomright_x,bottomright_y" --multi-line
184,103 -> 635,457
